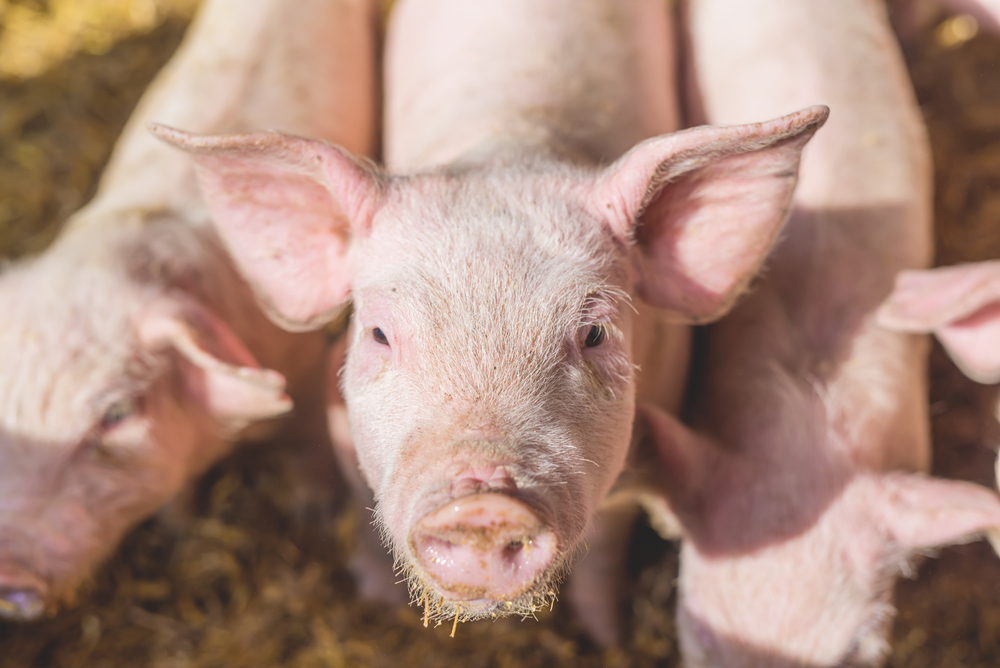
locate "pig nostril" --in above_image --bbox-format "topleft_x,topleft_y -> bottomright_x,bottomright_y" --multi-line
0,586 -> 46,621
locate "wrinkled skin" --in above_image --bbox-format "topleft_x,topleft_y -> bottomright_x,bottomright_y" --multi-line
630,0 -> 1000,665
0,0 -> 378,620
157,0 -> 826,636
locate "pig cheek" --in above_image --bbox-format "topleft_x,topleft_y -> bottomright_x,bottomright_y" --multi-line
341,347 -> 404,497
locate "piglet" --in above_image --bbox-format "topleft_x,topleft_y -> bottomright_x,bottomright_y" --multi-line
629,0 -> 1000,664
0,0 -> 378,621
155,0 -> 826,630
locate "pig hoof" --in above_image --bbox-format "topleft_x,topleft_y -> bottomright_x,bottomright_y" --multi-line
0,586 -> 46,621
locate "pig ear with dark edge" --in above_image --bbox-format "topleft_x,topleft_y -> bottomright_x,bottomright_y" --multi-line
591,105 -> 829,323
150,124 -> 381,332
878,262 -> 1000,383
140,294 -> 292,433
876,471 -> 1000,558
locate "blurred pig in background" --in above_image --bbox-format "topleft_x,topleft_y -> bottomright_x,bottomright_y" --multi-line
0,0 -> 378,621
156,0 -> 825,638
631,0 -> 1000,664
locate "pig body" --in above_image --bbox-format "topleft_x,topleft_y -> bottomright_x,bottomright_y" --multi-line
158,0 -> 826,629
0,0 -> 378,620
635,0 -> 1000,664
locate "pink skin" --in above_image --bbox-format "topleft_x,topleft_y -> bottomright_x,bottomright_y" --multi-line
879,261 -> 1000,485
0,0 -> 378,621
880,261 -> 1000,384
627,0 -> 1000,665
156,0 -> 827,630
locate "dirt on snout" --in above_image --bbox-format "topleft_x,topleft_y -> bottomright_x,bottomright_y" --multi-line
1,5 -> 1000,667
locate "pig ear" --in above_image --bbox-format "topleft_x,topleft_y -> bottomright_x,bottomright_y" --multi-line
878,262 -> 1000,383
876,471 -> 1000,558
150,124 -> 381,332
591,106 -> 829,322
623,403 -> 717,537
140,295 -> 292,432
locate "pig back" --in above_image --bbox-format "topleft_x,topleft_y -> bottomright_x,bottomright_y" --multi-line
384,0 -> 680,171
81,0 -> 379,222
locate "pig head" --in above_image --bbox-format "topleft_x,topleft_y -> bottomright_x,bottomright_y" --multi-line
0,219 -> 291,620
154,105 -> 827,621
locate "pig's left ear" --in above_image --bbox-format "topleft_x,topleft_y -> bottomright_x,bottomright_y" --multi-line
140,295 -> 292,432
876,471 -> 1000,558
591,105 -> 828,323
878,262 -> 1000,383
150,124 -> 381,332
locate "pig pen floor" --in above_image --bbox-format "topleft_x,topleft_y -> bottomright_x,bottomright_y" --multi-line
1,7 -> 1000,667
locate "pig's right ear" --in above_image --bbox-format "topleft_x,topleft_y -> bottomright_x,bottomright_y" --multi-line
591,106 -> 829,323
878,262 -> 1000,383
150,124 -> 382,332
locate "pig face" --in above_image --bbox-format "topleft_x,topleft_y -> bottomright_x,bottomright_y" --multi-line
0,221 -> 290,620
154,105 -> 828,621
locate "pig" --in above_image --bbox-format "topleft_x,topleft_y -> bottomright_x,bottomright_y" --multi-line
0,0 -> 378,621
153,0 -> 827,632
624,0 -> 1000,664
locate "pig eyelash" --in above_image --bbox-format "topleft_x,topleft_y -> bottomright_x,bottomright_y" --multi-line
372,327 -> 390,346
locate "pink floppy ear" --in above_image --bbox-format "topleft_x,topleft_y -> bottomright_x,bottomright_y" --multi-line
876,471 -> 1000,558
150,124 -> 382,332
623,403 -> 718,537
140,294 -> 292,432
590,106 -> 828,323
878,262 -> 1000,383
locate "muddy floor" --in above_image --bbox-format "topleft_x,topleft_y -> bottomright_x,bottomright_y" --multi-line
1,4 -> 1000,667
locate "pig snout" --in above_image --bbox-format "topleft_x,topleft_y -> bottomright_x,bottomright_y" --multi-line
0,568 -> 48,621
410,492 -> 559,604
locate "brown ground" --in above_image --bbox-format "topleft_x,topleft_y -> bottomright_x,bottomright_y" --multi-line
0,6 -> 999,667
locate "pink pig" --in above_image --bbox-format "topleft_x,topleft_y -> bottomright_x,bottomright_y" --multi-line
627,0 -> 1000,664
154,0 -> 826,631
0,0 -> 378,621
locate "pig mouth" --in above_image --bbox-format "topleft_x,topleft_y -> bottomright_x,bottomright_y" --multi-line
403,492 -> 566,625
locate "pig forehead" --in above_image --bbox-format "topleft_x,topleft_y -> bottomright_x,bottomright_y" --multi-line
355,170 -> 625,301
0,263 -> 144,442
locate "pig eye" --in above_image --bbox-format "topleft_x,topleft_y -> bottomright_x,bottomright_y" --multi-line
584,324 -> 607,348
100,398 -> 136,430
372,327 -> 390,346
